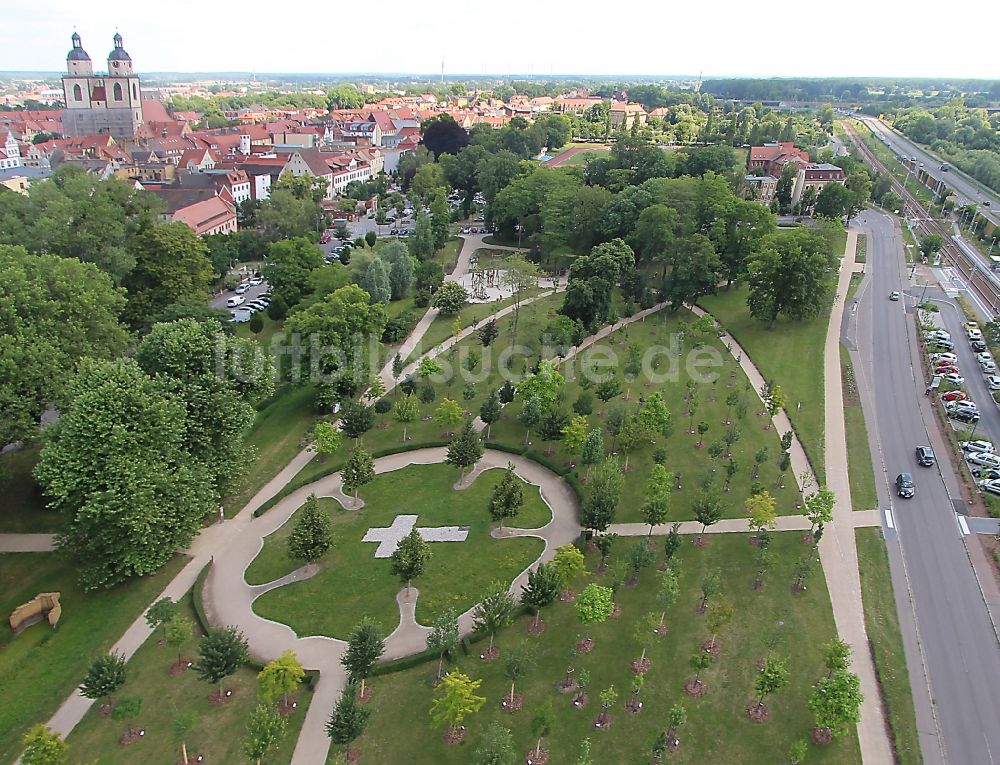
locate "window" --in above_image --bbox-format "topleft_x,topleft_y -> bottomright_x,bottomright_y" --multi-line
132,83 -> 137,100
113,82 -> 123,101
73,83 -> 82,101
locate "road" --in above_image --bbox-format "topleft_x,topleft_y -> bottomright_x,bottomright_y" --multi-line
847,209 -> 1000,765
857,116 -> 999,228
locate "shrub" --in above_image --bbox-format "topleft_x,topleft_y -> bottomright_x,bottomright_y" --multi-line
374,398 -> 393,414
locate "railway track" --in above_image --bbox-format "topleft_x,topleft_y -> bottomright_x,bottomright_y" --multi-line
842,121 -> 1000,317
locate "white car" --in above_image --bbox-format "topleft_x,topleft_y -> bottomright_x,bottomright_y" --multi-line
249,277 -> 264,286
226,295 -> 245,307
942,373 -> 965,386
961,440 -> 995,454
968,329 -> 984,341
234,283 -> 249,295
980,479 -> 1000,496
229,309 -> 251,323
931,352 -> 959,363
987,375 -> 1000,391
925,331 -> 950,342
947,400 -> 978,413
967,452 -> 1000,468
976,352 -> 993,365
982,361 -> 997,374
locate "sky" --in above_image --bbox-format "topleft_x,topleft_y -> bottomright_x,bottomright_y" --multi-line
0,0 -> 997,79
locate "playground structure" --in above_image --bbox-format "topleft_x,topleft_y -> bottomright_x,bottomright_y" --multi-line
9,592 -> 61,633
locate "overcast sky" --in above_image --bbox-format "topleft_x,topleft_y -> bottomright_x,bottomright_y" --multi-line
1,0 -> 997,79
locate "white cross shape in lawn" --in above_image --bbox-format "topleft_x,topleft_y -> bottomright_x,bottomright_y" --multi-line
362,515 -> 469,558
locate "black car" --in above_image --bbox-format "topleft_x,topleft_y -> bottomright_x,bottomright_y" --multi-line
896,472 -> 915,498
972,340 -> 988,352
916,446 -> 936,466
952,410 -> 981,423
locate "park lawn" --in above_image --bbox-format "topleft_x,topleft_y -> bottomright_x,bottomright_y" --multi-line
699,278 -> 838,487
223,384 -> 318,515
0,444 -> 61,533
433,237 -> 463,275
340,533 -> 860,765
0,553 -> 187,764
250,464 -> 548,638
66,594 -> 311,765
841,346 -> 877,512
234,312 -> 283,347
560,149 -> 606,167
856,528 -> 922,765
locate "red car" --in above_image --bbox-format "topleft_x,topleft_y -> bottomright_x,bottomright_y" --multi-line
319,232 -> 331,244
942,390 -> 968,402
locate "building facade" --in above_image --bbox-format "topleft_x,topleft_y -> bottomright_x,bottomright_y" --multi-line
61,32 -> 144,140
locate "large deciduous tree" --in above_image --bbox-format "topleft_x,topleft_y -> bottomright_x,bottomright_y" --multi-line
746,228 -> 833,328
0,246 -> 129,445
20,725 -> 68,765
262,237 -> 325,308
35,359 -> 216,589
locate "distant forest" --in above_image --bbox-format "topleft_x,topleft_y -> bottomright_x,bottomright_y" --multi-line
701,78 -> 1000,106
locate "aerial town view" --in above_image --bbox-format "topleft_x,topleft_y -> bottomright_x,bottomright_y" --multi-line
1,3 -> 999,764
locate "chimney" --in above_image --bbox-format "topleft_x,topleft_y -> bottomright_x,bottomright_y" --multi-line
161,129 -> 167,138
239,134 -> 251,155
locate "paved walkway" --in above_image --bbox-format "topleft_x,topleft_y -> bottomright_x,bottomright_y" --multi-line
0,533 -> 55,552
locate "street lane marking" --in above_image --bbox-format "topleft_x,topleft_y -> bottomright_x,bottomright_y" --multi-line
884,507 -> 895,529
957,514 -> 970,536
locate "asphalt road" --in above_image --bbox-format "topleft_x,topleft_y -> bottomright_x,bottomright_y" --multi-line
848,210 -> 1000,764
858,116 -> 999,228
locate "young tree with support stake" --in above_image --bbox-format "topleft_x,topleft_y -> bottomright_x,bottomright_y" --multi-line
529,700 -> 555,761
552,545 -> 586,596
288,494 -> 334,562
195,627 -> 248,700
641,464 -> 672,536
521,562 -> 561,633
479,391 -> 502,439
431,671 -> 486,743
655,567 -> 680,633
473,582 -> 516,658
79,652 -> 127,709
502,643 -> 536,709
311,421 -> 342,462
427,609 -> 460,682
165,614 -> 193,669
326,683 -> 371,761
447,420 -> 484,483
692,489 -> 723,545
580,429 -> 604,480
575,584 -> 615,649
341,618 -> 384,700
488,463 -> 524,532
257,650 -> 305,709
145,597 -> 177,640
390,528 -> 432,595
20,725 -> 68,765
745,490 -> 777,543
808,670 -> 863,741
342,446 -> 375,505
750,656 -> 789,720
242,703 -> 287,765
393,393 -> 419,441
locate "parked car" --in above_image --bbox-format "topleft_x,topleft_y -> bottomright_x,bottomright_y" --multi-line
229,309 -> 251,323
226,295 -> 245,307
951,409 -> 981,423
925,330 -> 951,342
979,479 -> 1000,496
972,340 -> 988,352
889,291 -> 900,301
947,400 -> 978,414
931,353 -> 959,364
966,451 -> 1000,468
896,472 -> 915,498
976,352 -> 994,365
942,373 -> 965,385
987,375 -> 1000,390
972,467 -> 1000,480
935,366 -> 960,376
961,440 -> 995,454
319,232 -> 332,244
982,361 -> 997,374
933,339 -> 956,351
941,390 -> 968,402
234,283 -> 249,295
916,446 -> 936,466
249,277 -> 263,286
968,329 -> 984,341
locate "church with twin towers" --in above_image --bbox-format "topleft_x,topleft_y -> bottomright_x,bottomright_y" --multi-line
61,31 -> 144,139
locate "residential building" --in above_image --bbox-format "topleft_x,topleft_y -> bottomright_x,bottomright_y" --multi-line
792,163 -> 847,205
743,175 -> 778,205
747,141 -> 810,178
610,102 -> 647,130
172,196 -> 237,235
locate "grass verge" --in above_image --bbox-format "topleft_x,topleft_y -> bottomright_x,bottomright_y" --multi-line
840,345 -> 878,512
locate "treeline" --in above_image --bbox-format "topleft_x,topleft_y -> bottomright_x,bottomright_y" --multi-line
703,77 -> 1000,105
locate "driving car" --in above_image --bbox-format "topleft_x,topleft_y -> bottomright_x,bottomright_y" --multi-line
942,373 -> 965,385
234,283 -> 249,295
987,375 -> 1000,391
249,277 -> 263,286
896,472 -> 915,498
226,295 -> 245,307
916,446 -> 936,466
966,451 -> 1000,468
962,440 -> 995,454
941,390 -> 968,402
979,479 -> 1000,496
889,291 -> 900,301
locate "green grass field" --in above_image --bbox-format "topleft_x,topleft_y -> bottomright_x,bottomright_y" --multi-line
0,554 -> 188,764
0,444 -> 60,533
336,532 -> 860,764
856,528 -> 922,765
66,594 -> 311,765
250,464 -> 549,638
841,346 -> 877,512
699,224 -> 844,488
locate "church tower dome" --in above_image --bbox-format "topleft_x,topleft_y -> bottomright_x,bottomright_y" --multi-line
66,32 -> 93,75
107,32 -> 133,75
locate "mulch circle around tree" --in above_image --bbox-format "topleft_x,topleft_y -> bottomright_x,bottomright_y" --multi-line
752,578 -> 764,592
665,735 -> 680,753
99,704 -> 113,717
377,421 -> 389,429
176,754 -> 203,765
277,697 -> 299,717
631,657 -> 652,674
526,619 -> 545,636
592,714 -> 613,730
480,645 -> 500,662
501,693 -> 524,711
585,540 -> 598,553
694,602 -> 708,615
344,749 -> 360,765
791,582 -> 807,594
443,725 -> 466,746
746,701 -> 769,723
701,638 -> 721,656
156,638 -> 166,648
624,577 -> 639,589
811,726 -> 834,745
572,691 -> 589,708
655,623 -> 669,636
169,658 -> 193,676
119,728 -> 143,746
557,678 -> 578,694
748,536 -> 761,547
576,637 -> 595,654
559,589 -> 576,603
624,697 -> 643,715
684,679 -> 706,697
692,537 -> 708,548
610,604 -> 622,619
525,749 -> 550,765
595,563 -> 608,576
209,689 -> 236,705
801,534 -> 815,545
